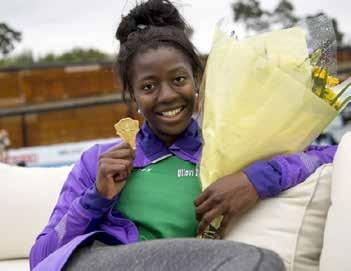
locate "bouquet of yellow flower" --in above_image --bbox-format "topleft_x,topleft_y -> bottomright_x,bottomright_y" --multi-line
199,15 -> 351,192
198,15 -> 351,238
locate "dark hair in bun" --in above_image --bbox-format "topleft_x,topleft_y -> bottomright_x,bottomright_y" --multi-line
116,0 -> 203,100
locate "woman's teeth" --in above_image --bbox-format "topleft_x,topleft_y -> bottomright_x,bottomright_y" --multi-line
161,107 -> 183,117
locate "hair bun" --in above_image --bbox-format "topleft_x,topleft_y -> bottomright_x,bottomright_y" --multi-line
116,0 -> 187,44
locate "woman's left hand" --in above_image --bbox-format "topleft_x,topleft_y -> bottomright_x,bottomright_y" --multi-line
195,171 -> 259,236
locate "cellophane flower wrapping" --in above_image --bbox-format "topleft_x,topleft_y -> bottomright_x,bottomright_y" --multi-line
199,15 -> 349,191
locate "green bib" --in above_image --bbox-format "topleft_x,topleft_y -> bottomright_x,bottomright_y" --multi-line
115,155 -> 201,241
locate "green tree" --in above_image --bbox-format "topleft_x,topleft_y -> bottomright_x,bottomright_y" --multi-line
331,19 -> 344,45
0,50 -> 34,68
0,48 -> 113,68
232,0 -> 344,45
38,48 -> 112,64
271,0 -> 298,28
233,0 -> 269,32
0,23 -> 21,56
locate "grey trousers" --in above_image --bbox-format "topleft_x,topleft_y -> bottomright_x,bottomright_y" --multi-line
64,238 -> 285,271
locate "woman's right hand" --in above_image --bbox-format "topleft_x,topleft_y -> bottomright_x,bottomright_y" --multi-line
96,142 -> 135,200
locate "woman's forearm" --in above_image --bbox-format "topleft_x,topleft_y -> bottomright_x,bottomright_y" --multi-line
243,145 -> 337,199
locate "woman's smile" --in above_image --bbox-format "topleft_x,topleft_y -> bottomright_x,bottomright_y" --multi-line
156,105 -> 186,119
158,106 -> 184,117
154,103 -> 191,131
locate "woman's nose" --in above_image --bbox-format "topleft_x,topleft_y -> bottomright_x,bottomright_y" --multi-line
158,82 -> 178,103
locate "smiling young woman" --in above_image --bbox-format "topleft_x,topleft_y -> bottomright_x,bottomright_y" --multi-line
29,1 -> 336,270
131,46 -> 197,146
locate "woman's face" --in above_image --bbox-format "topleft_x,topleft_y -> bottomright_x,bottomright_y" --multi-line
131,46 -> 197,146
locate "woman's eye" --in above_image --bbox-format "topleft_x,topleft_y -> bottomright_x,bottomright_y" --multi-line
142,83 -> 154,91
174,76 -> 186,84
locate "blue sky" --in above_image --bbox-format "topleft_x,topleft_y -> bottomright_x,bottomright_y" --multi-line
1,0 -> 351,57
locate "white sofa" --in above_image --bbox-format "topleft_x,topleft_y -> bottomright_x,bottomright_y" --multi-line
1,134 -> 351,271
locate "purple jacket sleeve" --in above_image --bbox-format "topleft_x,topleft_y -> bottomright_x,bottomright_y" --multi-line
243,144 -> 337,199
29,145 -> 117,269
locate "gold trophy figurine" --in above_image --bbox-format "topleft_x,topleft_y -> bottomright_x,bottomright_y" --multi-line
114,118 -> 140,149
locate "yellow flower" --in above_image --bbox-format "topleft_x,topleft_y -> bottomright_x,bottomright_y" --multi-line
313,67 -> 339,87
326,76 -> 339,87
324,88 -> 336,101
323,88 -> 341,110
313,67 -> 327,78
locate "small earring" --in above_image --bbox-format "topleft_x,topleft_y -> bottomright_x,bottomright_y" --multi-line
195,92 -> 199,98
137,108 -> 141,114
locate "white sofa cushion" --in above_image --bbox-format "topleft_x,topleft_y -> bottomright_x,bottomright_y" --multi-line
0,259 -> 29,271
224,163 -> 332,271
320,133 -> 351,271
0,163 -> 72,260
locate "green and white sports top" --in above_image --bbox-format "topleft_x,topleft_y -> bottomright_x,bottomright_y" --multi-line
116,155 -> 201,241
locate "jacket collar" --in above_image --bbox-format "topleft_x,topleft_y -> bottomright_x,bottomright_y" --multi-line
133,118 -> 202,167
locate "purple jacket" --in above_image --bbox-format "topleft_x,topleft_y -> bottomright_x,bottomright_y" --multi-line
30,119 -> 336,270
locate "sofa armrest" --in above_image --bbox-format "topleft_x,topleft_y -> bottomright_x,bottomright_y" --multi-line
320,133 -> 351,271
0,163 -> 72,260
